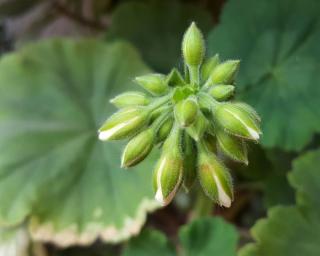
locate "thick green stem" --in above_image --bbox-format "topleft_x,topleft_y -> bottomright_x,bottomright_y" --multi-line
188,65 -> 200,88
147,94 -> 171,112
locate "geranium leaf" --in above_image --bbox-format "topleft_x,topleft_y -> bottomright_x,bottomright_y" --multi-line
239,149 -> 320,255
0,39 -> 160,247
106,1 -> 212,73
207,0 -> 320,151
179,217 -> 238,256
123,217 -> 238,256
122,229 -> 175,256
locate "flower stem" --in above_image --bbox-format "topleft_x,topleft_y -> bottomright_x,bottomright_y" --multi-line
188,65 -> 200,88
191,188 -> 213,219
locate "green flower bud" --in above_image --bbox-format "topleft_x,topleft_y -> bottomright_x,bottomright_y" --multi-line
186,112 -> 208,141
166,68 -> 185,87
153,125 -> 183,206
174,96 -> 199,127
198,144 -> 233,207
233,102 -> 261,122
156,117 -> 173,143
203,133 -> 217,153
182,133 -> 197,192
98,107 -> 148,141
135,74 -> 168,96
216,129 -> 248,164
182,22 -> 205,67
201,54 -> 220,82
208,85 -> 235,101
110,91 -> 150,108
121,128 -> 154,168
214,103 -> 261,140
209,60 -> 240,85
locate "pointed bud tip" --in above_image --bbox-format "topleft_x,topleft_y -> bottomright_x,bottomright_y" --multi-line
182,22 -> 205,67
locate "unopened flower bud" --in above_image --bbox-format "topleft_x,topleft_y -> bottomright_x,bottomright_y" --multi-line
182,134 -> 197,192
216,129 -> 248,164
135,74 -> 168,96
166,68 -> 185,87
208,85 -> 235,101
156,117 -> 173,143
186,112 -> 209,141
201,54 -> 220,82
121,128 -> 154,168
214,103 -> 261,140
98,107 -> 148,141
209,60 -> 240,85
233,102 -> 261,122
182,22 -> 205,67
198,144 -> 233,207
203,133 -> 217,153
174,96 -> 199,127
153,125 -> 183,206
110,91 -> 150,108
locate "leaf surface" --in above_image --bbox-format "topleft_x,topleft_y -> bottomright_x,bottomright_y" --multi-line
0,39 -> 159,246
208,0 -> 320,150
239,149 -> 320,256
123,217 -> 238,256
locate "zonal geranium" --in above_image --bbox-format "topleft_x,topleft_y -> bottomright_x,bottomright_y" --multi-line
98,22 -> 261,207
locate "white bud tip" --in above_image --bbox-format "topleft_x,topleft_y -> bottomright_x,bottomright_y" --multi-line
213,174 -> 232,208
248,127 -> 260,140
98,130 -> 112,141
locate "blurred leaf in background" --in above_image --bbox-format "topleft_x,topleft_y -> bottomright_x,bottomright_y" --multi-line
208,0 -> 320,151
239,149 -> 320,256
123,217 -> 238,256
0,39 -> 160,247
106,0 -> 213,73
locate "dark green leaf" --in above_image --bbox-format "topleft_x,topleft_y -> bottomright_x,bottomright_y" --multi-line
106,1 -> 213,73
122,229 -> 175,256
179,217 -> 238,256
239,149 -> 320,256
123,217 -> 238,256
208,0 -> 320,151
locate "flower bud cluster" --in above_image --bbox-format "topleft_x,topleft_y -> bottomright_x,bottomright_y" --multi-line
98,22 -> 261,207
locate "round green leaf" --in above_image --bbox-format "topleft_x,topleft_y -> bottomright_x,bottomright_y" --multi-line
208,0 -> 320,151
0,39 -> 160,246
106,1 -> 213,73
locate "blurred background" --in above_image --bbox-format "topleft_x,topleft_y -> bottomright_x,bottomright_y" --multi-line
0,0 -> 319,255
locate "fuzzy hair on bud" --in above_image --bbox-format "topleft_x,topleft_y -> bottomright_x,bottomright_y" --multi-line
182,22 -> 205,67
201,54 -> 220,82
110,91 -> 150,108
198,145 -> 233,207
174,96 -> 199,127
216,129 -> 248,164
135,74 -> 168,96
121,128 -> 154,168
208,85 -> 235,101
153,125 -> 183,206
214,103 -> 261,140
209,60 -> 240,85
98,107 -> 148,141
